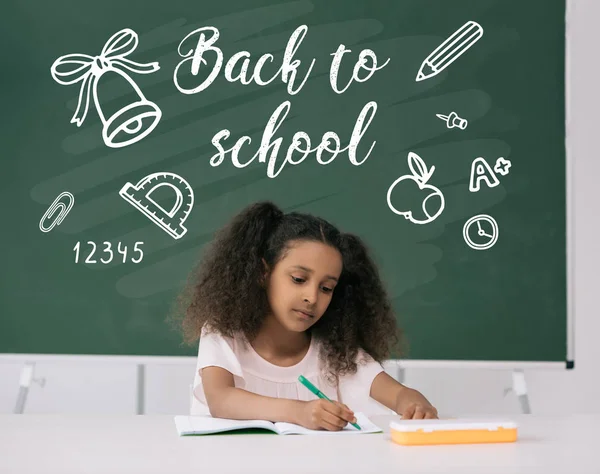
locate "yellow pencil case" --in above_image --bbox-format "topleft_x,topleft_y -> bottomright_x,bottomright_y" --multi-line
390,419 -> 518,446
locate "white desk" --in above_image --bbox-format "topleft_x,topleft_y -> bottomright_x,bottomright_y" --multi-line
1,414 -> 598,474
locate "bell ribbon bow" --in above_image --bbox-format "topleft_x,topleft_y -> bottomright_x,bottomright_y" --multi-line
50,28 -> 160,126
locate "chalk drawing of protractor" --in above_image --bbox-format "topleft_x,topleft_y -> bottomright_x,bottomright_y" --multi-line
119,172 -> 194,240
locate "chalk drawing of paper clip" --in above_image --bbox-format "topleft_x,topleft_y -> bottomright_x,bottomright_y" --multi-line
39,191 -> 75,233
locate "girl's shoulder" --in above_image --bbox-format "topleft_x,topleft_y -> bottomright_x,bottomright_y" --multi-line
200,325 -> 251,353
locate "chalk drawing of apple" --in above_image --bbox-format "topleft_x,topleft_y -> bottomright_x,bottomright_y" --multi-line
386,152 -> 445,225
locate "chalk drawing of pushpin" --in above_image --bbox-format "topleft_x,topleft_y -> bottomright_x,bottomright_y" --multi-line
436,112 -> 468,130
416,21 -> 484,82
50,28 -> 162,148
119,172 -> 194,240
39,192 -> 75,233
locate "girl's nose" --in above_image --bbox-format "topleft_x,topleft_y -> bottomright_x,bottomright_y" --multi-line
303,286 -> 319,304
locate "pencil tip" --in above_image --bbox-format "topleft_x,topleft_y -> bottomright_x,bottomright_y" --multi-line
416,63 -> 435,82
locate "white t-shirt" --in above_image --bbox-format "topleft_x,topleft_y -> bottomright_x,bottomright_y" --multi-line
191,327 -> 392,416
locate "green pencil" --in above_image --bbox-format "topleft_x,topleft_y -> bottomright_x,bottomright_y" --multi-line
298,374 -> 361,430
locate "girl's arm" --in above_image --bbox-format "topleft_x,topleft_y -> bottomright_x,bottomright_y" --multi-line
201,366 -> 356,429
202,366 -> 302,422
369,371 -> 438,419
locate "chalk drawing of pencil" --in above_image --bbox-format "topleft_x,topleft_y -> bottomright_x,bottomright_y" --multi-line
416,21 -> 484,82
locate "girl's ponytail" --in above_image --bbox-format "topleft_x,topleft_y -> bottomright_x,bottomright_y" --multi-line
185,201 -> 284,339
337,233 -> 399,358
218,201 -> 284,282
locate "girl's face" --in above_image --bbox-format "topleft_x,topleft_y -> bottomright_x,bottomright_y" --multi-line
264,240 -> 342,333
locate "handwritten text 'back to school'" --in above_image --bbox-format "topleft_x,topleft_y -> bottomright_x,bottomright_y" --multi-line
175,25 -> 388,178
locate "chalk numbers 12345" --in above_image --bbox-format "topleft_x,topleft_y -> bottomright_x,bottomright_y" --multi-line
73,241 -> 144,264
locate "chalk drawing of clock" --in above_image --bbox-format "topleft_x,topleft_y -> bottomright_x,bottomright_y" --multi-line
463,214 -> 498,250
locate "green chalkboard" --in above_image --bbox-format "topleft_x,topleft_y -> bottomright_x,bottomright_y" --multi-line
0,0 -> 567,363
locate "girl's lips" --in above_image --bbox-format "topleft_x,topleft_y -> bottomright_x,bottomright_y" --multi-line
294,310 -> 314,319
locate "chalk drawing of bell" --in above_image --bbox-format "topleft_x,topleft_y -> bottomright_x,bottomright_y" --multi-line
50,28 -> 162,149
95,69 -> 162,148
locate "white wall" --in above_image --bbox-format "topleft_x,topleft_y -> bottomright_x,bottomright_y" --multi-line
1,0 -> 598,416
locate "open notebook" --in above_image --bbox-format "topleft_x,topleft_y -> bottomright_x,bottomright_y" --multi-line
174,412 -> 382,436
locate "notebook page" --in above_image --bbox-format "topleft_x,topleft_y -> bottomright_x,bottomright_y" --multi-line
175,415 -> 277,435
274,412 -> 383,435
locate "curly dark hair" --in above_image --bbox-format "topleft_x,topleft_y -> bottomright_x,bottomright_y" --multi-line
171,200 -> 404,382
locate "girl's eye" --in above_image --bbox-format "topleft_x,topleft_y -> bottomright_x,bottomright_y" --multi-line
291,277 -> 334,293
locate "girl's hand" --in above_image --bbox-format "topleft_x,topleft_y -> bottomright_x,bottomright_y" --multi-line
395,388 -> 439,419
297,399 -> 357,431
